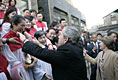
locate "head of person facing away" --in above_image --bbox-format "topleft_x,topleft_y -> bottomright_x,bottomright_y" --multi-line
100,36 -> 114,50
58,26 -> 80,47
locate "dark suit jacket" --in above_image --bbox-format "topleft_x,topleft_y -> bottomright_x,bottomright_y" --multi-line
22,41 -> 87,80
87,42 -> 101,58
112,42 -> 118,51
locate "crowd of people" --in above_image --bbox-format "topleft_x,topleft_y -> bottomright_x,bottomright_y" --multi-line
0,0 -> 118,80
81,31 -> 118,80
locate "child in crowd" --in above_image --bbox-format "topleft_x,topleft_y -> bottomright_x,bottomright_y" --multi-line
34,30 -> 53,80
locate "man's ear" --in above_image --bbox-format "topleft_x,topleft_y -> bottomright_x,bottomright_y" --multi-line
64,37 -> 68,44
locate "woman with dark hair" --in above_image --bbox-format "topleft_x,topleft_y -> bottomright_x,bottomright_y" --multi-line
24,16 -> 37,39
3,15 -> 26,66
46,28 -> 57,50
24,16 -> 34,37
28,16 -> 37,35
4,15 -> 50,80
3,15 -> 33,80
0,6 -> 16,37
8,0 -> 16,6
84,36 -> 118,80
6,0 -> 20,15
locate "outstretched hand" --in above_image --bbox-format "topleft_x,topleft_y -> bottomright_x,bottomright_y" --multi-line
32,38 -> 40,45
17,32 -> 26,42
32,38 -> 45,48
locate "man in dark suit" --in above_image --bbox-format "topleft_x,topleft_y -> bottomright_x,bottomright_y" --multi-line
108,31 -> 118,52
21,27 -> 87,80
87,34 -> 101,80
87,35 -> 101,58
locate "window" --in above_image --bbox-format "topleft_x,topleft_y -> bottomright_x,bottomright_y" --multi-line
112,21 -> 117,24
53,7 -> 68,22
71,15 -> 79,26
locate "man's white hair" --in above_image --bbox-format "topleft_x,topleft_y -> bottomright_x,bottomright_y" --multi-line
63,26 -> 80,44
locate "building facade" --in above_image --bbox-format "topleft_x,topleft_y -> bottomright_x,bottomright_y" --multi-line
103,9 -> 118,26
14,0 -> 86,31
38,0 -> 87,31
97,9 -> 118,34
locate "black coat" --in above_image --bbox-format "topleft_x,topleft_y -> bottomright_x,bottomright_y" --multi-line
112,42 -> 118,51
22,41 -> 87,80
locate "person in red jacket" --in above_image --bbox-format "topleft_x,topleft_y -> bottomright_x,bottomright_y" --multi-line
29,16 -> 37,35
36,13 -> 48,32
59,19 -> 67,30
24,16 -> 36,39
0,7 -> 17,37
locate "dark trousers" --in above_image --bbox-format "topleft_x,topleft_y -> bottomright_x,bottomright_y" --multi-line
90,64 -> 97,80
